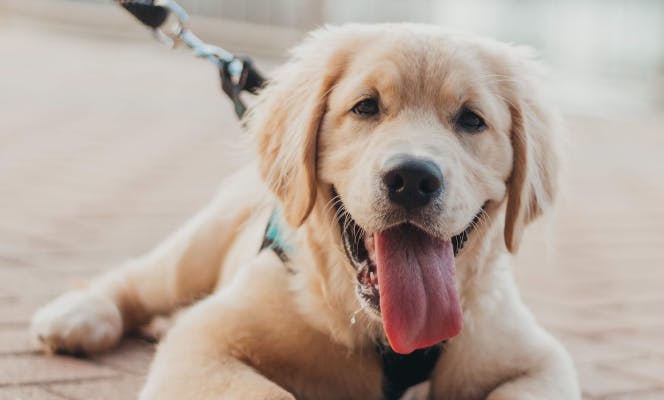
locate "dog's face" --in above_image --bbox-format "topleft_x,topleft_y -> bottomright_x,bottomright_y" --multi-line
319,39 -> 511,239
251,24 -> 558,354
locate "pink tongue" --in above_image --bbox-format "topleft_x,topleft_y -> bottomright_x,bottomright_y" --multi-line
375,225 -> 463,354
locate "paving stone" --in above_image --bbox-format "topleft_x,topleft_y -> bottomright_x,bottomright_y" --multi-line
555,334 -> 647,365
0,297 -> 46,326
0,326 -> 33,354
48,375 -> 145,400
0,386 -> 65,400
92,338 -> 155,375
0,266 -> 97,299
602,354 -> 664,384
0,354 -> 118,386
604,389 -> 664,400
577,363 -> 662,399
605,329 -> 664,356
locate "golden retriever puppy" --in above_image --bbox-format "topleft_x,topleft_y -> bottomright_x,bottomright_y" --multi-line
31,24 -> 579,399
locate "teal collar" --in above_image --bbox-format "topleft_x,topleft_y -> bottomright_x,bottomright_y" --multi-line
259,208 -> 291,263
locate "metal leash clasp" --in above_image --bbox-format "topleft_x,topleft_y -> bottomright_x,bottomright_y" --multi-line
150,1 -> 237,68
150,0 -> 189,49
118,0 -> 265,118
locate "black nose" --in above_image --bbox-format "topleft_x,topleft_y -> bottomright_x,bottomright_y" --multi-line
381,156 -> 443,210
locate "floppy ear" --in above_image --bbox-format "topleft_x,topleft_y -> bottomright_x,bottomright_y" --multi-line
248,32 -> 347,227
503,53 -> 560,253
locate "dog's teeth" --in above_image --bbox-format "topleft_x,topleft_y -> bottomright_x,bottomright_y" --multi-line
370,271 -> 375,281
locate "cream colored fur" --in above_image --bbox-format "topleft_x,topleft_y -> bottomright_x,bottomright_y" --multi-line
31,24 -> 579,400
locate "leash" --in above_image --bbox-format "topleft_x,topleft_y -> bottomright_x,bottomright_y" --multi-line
116,0 -> 265,118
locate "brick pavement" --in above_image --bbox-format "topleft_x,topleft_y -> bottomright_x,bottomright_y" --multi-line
1,11 -> 663,400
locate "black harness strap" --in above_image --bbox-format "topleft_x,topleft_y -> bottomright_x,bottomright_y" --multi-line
220,57 -> 265,118
377,342 -> 443,400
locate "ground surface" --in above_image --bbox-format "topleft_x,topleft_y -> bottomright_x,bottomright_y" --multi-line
1,13 -> 663,400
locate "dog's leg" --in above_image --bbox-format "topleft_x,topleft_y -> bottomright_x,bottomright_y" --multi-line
140,254 -> 300,400
30,166 -> 265,354
430,272 -> 579,400
484,342 -> 579,400
139,299 -> 295,400
435,329 -> 579,400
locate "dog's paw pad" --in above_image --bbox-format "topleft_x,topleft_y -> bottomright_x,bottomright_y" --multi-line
30,291 -> 123,354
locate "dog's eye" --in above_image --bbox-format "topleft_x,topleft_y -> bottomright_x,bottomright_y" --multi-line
352,99 -> 379,116
455,108 -> 486,133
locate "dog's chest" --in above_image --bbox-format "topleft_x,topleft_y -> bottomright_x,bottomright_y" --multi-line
257,345 -> 383,400
256,340 -> 442,400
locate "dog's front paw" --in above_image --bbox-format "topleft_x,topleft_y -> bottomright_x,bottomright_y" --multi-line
30,290 -> 123,354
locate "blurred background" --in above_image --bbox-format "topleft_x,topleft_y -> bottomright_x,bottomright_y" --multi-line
0,1 -> 663,399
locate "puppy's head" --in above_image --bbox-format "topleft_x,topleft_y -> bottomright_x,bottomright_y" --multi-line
250,24 -> 559,353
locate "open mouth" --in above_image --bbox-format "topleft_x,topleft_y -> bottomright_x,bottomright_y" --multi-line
335,191 -> 483,354
339,206 -> 482,312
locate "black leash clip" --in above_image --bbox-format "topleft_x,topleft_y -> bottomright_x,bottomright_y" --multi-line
220,58 -> 266,118
118,0 -> 170,29
119,0 -> 192,48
